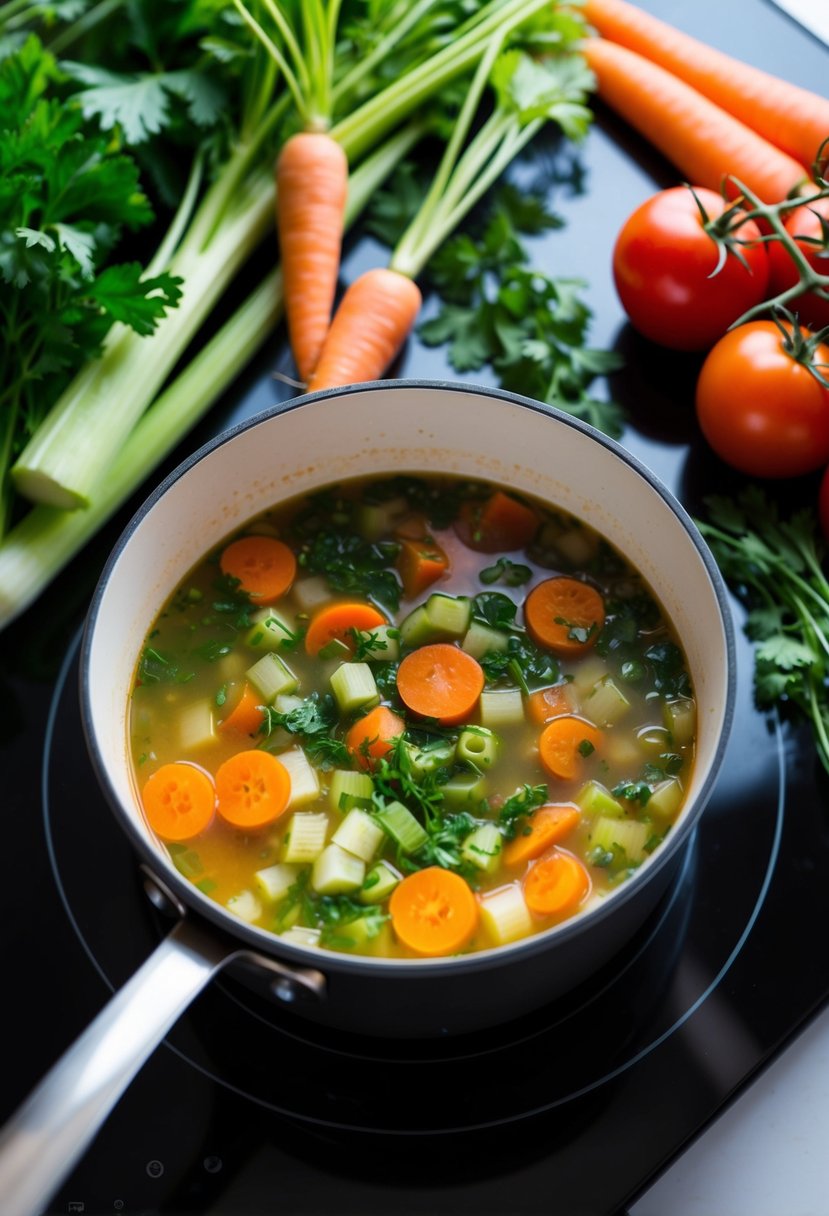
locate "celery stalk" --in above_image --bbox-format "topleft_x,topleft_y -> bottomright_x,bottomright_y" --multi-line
0,126 -> 419,628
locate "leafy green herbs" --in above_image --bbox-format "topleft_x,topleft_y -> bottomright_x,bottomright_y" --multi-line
299,528 -> 402,616
479,556 -> 532,586
698,488 -> 829,774
497,782 -> 548,839
260,692 -> 350,770
471,593 -> 559,690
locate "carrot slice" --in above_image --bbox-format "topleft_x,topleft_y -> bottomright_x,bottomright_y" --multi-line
304,600 -> 388,656
142,762 -> 215,842
524,849 -> 591,918
503,804 -> 582,867
220,536 -> 296,603
538,716 -> 603,782
215,749 -> 291,829
390,866 -> 479,956
217,683 -> 265,737
276,131 -> 349,382
456,490 -> 539,553
396,643 -> 484,726
307,267 -> 423,392
396,537 -> 450,598
346,704 -> 405,769
524,576 -> 605,656
526,684 -> 571,726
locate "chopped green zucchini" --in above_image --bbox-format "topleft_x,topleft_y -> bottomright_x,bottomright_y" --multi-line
245,605 -> 297,652
358,624 -> 400,661
461,822 -> 502,873
358,860 -> 401,905
424,593 -> 471,638
328,769 -> 374,812
246,652 -> 298,702
461,620 -> 511,660
330,661 -> 379,713
311,843 -> 365,894
374,800 -> 428,853
577,780 -> 625,819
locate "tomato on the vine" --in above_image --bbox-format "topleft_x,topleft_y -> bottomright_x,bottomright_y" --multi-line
768,197 -> 829,332
695,321 -> 829,478
612,187 -> 770,351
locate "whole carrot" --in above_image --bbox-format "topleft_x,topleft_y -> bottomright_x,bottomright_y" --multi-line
582,38 -> 809,203
307,267 -> 422,392
583,0 -> 829,174
276,131 -> 349,383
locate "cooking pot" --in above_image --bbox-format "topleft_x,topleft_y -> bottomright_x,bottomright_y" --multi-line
0,380 -> 735,1216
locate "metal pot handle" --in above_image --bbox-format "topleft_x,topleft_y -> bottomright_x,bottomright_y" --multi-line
0,908 -> 326,1216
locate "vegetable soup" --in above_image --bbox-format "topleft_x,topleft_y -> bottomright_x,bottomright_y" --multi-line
129,475 -> 696,959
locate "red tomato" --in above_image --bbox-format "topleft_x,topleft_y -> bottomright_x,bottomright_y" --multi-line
767,197 -> 829,331
695,321 -> 829,478
612,187 -> 770,351
819,465 -> 829,544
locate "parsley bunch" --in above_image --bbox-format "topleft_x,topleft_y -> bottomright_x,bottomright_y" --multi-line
698,488 -> 829,774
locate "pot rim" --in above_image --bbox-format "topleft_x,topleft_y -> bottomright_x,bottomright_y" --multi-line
80,377 -> 736,979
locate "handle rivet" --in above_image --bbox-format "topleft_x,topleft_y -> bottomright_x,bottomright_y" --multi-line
271,977 -> 298,1003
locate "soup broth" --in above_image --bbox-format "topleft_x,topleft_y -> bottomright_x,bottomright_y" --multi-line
129,475 -> 696,959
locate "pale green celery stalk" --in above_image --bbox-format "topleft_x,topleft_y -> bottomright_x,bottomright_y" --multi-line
11,0 -> 547,511
0,125 -> 421,630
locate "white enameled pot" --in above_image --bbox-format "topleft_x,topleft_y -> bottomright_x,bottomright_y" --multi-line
0,381 -> 735,1216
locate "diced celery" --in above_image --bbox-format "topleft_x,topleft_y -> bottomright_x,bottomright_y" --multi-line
358,860 -> 401,904
398,604 -> 434,648
585,676 -> 631,726
569,655 -> 608,699
311,843 -> 365,894
246,652 -> 298,702
254,862 -> 299,902
332,809 -> 385,861
479,884 -> 534,946
291,576 -> 330,613
442,772 -> 487,809
424,593 -> 471,638
403,739 -> 456,778
357,495 -> 408,540
279,925 -> 321,948
461,822 -> 502,873
178,700 -> 215,751
577,780 -> 625,819
282,811 -> 329,863
318,637 -> 352,661
328,769 -> 374,812
330,661 -> 379,713
603,732 -> 641,768
374,800 -> 428,852
663,697 -> 696,746
480,688 -> 524,728
648,778 -> 684,821
461,620 -> 510,660
589,815 -> 648,863
279,747 -> 321,807
245,604 -> 297,652
457,726 -> 499,769
359,624 -> 400,662
226,890 -> 262,924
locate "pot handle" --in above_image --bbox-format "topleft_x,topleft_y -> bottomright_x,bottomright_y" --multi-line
0,910 -> 326,1216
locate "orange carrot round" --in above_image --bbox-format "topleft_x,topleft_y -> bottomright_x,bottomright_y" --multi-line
276,131 -> 349,382
524,849 -> 591,917
583,0 -> 829,174
396,643 -> 484,726
215,749 -> 291,829
304,601 -> 388,656
217,683 -> 265,738
538,716 -> 603,782
503,803 -> 582,867
220,536 -> 296,603
582,37 -> 809,203
142,762 -> 215,842
526,684 -> 571,726
389,866 -> 479,956
307,267 -> 422,392
346,704 -> 405,769
524,576 -> 605,655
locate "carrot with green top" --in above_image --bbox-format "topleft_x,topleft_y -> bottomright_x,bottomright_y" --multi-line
346,704 -> 405,769
304,601 -> 388,656
396,643 -> 484,726
524,849 -> 590,917
215,749 -> 291,829
582,37 -> 809,203
583,0 -> 829,174
220,536 -> 296,603
538,715 -> 602,782
390,866 -> 479,956
142,762 -> 216,842
524,576 -> 605,656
